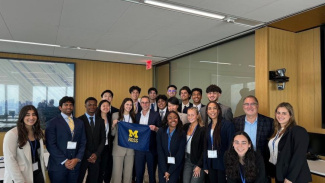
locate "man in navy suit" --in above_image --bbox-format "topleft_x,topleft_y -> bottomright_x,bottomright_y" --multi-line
177,86 -> 193,114
46,96 -> 86,183
191,88 -> 205,112
135,96 -> 161,183
77,97 -> 106,183
130,86 -> 142,114
232,95 -> 274,163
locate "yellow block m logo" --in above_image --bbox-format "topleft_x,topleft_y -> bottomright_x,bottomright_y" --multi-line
129,129 -> 138,138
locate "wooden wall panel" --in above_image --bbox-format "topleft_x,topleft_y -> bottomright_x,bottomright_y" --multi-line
297,28 -> 325,134
0,52 -> 153,155
255,27 -> 270,116
268,27 -> 298,121
155,63 -> 170,95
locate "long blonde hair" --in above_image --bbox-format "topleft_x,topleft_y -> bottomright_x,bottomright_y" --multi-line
187,107 -> 204,127
271,102 -> 297,138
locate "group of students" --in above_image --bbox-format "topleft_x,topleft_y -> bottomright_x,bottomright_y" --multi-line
2,84 -> 311,183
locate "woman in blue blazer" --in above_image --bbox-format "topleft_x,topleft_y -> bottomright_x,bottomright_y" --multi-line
157,111 -> 186,183
203,101 -> 235,183
268,102 -> 311,183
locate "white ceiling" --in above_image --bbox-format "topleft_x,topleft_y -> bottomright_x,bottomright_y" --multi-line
0,0 -> 324,65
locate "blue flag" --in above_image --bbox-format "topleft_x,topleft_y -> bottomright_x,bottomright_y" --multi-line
118,121 -> 151,151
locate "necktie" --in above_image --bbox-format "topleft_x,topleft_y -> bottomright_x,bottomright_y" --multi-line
134,103 -> 137,113
90,117 -> 95,132
68,117 -> 74,132
151,103 -> 155,110
160,110 -> 164,120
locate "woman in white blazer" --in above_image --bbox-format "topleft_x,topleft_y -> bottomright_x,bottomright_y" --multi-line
3,105 -> 46,183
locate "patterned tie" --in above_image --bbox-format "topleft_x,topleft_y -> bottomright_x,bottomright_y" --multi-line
68,117 -> 74,132
134,102 -> 138,113
160,110 -> 164,120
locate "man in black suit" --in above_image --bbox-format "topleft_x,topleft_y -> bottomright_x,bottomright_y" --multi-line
191,88 -> 205,112
232,95 -> 274,163
178,86 -> 193,114
135,96 -> 161,183
200,84 -> 233,123
130,86 -> 142,114
77,97 -> 106,183
101,90 -> 119,119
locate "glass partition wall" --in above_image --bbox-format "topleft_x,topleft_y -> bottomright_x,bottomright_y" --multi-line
170,34 -> 255,117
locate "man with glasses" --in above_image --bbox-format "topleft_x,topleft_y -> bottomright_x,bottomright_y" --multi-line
166,85 -> 177,98
232,95 -> 274,165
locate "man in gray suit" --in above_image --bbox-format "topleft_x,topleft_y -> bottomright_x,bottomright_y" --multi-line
200,84 -> 233,124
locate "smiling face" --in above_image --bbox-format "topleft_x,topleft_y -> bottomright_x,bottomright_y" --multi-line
59,101 -> 74,116
130,90 -> 140,101
100,101 -> 110,114
187,109 -> 198,123
168,102 -> 178,112
233,134 -> 251,158
167,112 -> 178,128
157,99 -> 167,110
192,91 -> 202,104
148,90 -> 157,101
207,92 -> 220,102
24,110 -> 37,127
207,102 -> 219,120
140,97 -> 150,112
180,90 -> 190,102
102,92 -> 113,102
85,100 -> 97,116
243,97 -> 258,117
276,107 -> 291,128
167,87 -> 177,98
124,101 -> 133,113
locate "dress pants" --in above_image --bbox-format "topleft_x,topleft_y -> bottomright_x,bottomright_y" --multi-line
77,156 -> 100,183
49,167 -> 80,183
207,168 -> 226,183
111,154 -> 134,183
99,145 -> 113,183
135,150 -> 158,183
183,157 -> 205,183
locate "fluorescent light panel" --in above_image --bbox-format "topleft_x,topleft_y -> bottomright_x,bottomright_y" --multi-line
0,39 -> 164,58
144,0 -> 225,20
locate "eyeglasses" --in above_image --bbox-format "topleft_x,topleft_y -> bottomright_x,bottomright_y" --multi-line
243,103 -> 257,107
141,102 -> 150,104
168,90 -> 176,92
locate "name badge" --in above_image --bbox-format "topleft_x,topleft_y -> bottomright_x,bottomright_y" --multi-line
208,150 -> 217,158
67,141 -> 77,149
167,157 -> 175,164
32,162 -> 38,171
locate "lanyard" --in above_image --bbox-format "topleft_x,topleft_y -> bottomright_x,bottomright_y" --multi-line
239,166 -> 246,183
272,131 -> 281,152
210,129 -> 214,150
186,125 -> 197,145
28,140 -> 37,163
167,127 -> 176,156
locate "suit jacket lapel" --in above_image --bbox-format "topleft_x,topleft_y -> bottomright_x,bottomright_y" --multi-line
148,112 -> 155,125
23,141 -> 32,165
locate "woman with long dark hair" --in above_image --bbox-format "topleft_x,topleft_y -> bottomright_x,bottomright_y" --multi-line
157,111 -> 186,183
3,105 -> 46,183
203,101 -> 235,183
268,102 -> 311,183
111,98 -> 136,183
225,131 -> 266,183
183,107 -> 206,183
96,100 -> 113,183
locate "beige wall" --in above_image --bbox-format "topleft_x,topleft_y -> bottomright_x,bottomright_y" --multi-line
0,52 -> 153,155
